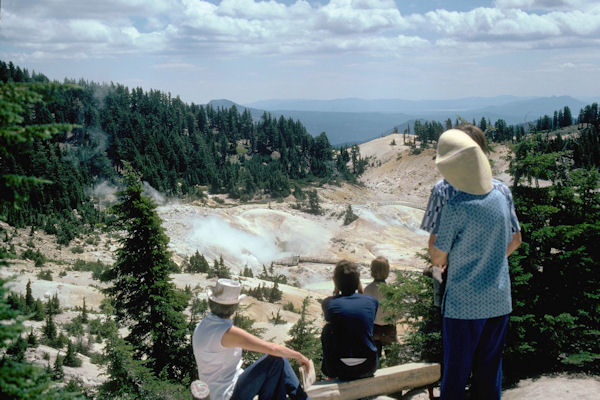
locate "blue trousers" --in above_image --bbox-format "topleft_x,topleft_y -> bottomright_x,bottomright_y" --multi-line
230,355 -> 308,400
440,315 -> 509,400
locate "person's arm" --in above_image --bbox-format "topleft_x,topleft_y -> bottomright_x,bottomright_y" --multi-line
507,231 -> 522,256
221,326 -> 310,372
428,233 -> 448,269
429,244 -> 449,267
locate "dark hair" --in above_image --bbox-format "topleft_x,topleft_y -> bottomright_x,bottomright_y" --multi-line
456,124 -> 488,154
208,299 -> 238,319
334,260 -> 360,296
370,256 -> 390,281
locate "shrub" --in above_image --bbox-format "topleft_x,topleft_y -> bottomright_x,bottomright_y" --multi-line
72,259 -> 110,280
70,245 -> 84,254
283,302 -> 297,313
342,204 -> 358,225
22,248 -> 46,267
63,317 -> 84,337
37,270 -> 53,281
270,309 -> 286,325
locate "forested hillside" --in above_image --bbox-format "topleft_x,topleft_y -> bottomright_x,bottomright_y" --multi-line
0,60 -> 366,242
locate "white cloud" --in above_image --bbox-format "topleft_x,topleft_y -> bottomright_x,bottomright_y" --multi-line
151,62 -> 202,70
494,0 -> 600,11
559,62 -> 576,69
419,6 -> 600,45
1,0 -> 599,62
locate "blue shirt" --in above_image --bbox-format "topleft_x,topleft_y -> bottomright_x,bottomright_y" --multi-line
421,179 -> 520,235
435,188 -> 513,319
322,293 -> 378,357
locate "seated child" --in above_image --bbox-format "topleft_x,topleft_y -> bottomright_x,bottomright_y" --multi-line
321,260 -> 378,381
363,256 -> 398,358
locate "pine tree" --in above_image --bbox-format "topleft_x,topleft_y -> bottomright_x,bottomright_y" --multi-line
99,329 -> 189,400
103,169 -> 191,381
185,250 -> 209,273
80,298 -> 88,324
27,328 -> 38,347
25,279 -> 34,311
343,204 -> 358,225
46,293 -> 61,316
0,82 -> 79,398
42,313 -> 57,343
285,297 -> 322,379
52,353 -> 64,381
63,340 -> 82,368
308,190 -> 321,215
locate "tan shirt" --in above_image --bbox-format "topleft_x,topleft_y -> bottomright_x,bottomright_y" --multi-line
363,280 -> 392,326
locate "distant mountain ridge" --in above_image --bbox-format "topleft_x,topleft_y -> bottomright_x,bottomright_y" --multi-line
209,95 -> 594,145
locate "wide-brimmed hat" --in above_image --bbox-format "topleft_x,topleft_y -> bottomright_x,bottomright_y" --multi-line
436,129 -> 493,195
207,279 -> 246,305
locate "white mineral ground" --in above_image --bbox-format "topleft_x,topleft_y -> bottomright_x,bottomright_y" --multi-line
2,133 -> 595,398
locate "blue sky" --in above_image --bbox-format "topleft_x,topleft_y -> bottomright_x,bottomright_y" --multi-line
1,0 -> 599,104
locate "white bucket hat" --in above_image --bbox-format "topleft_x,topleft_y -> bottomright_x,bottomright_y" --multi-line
207,279 -> 246,305
436,129 -> 493,195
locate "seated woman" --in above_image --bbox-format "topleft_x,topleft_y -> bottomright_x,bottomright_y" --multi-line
321,260 -> 379,381
192,279 -> 311,400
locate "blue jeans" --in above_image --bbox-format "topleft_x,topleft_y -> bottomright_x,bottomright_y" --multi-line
441,315 -> 509,400
230,355 -> 308,400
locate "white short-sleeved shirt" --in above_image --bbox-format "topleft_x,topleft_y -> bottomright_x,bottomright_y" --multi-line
192,313 -> 244,400
421,179 -> 520,235
435,188 -> 513,319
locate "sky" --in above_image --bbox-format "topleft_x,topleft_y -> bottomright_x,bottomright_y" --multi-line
1,0 -> 599,105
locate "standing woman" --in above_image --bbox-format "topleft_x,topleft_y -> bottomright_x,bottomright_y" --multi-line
429,129 -> 521,400
192,279 -> 311,400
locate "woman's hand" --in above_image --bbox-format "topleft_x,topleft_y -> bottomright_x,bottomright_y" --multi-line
297,354 -> 311,372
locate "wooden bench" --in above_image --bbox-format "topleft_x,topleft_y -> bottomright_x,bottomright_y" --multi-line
301,362 -> 441,400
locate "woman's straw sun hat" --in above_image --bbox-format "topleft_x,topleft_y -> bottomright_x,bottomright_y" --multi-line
436,129 -> 493,195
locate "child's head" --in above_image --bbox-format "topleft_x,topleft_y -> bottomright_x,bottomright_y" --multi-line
370,256 -> 390,281
333,259 -> 360,295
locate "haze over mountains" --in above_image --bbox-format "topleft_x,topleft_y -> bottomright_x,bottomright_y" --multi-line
210,95 -> 593,145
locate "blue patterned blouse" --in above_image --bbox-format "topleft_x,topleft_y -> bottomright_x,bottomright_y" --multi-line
434,188 -> 514,319
421,179 -> 520,235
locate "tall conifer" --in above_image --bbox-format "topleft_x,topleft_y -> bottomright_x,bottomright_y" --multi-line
103,169 -> 190,380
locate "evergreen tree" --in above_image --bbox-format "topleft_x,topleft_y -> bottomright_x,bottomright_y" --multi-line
307,190 -> 321,215
343,204 -> 358,225
285,297 -> 322,379
0,80 -> 79,398
103,169 -> 191,381
25,279 -> 34,311
99,330 -> 189,400
185,250 -> 209,273
42,313 -> 57,343
80,298 -> 88,324
63,340 -> 82,368
52,353 -> 64,381
27,328 -> 38,347
6,334 -> 27,362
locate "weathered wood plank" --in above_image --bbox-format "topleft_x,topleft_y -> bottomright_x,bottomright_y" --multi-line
305,362 -> 440,400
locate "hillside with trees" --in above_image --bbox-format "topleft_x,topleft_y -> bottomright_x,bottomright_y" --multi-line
0,60 -> 366,243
